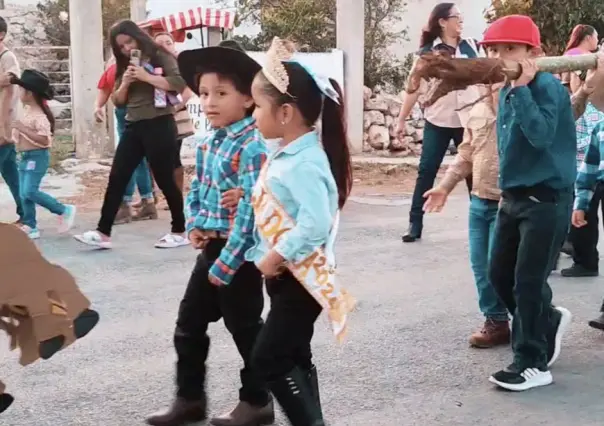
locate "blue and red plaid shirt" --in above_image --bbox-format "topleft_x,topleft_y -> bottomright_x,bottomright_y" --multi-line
185,116 -> 267,285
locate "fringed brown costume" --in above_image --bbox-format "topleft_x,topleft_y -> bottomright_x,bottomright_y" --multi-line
0,222 -> 99,413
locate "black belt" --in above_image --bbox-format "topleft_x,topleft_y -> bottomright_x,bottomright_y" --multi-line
502,184 -> 570,203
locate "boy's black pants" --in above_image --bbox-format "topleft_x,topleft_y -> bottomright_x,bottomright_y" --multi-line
489,186 -> 572,370
174,239 -> 269,407
569,182 -> 604,271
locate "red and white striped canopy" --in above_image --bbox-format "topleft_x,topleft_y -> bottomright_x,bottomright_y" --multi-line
163,7 -> 236,32
139,7 -> 236,41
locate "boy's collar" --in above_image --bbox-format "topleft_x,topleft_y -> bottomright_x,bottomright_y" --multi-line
218,116 -> 255,138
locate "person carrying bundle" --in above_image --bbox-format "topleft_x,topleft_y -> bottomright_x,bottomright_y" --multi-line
474,15 -> 575,392
0,222 -> 99,413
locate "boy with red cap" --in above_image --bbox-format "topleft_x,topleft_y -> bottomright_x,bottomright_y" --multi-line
479,15 -> 575,391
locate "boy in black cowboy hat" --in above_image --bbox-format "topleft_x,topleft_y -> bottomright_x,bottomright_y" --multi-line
145,40 -> 272,426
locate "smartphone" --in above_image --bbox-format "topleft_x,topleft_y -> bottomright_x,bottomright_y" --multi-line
130,49 -> 141,66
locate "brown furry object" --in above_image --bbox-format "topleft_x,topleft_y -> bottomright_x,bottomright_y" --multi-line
408,52 -> 598,107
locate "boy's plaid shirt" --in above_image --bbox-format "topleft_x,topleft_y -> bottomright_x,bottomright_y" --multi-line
575,103 -> 604,167
185,116 -> 267,285
575,120 -> 604,212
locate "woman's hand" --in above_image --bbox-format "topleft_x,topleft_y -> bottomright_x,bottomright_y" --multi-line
126,65 -> 148,82
396,117 -> 408,141
257,249 -> 286,278
94,106 -> 105,123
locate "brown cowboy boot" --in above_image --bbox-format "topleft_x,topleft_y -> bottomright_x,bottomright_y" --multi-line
469,318 -> 510,348
210,400 -> 274,426
146,397 -> 207,426
132,199 -> 158,221
114,202 -> 132,225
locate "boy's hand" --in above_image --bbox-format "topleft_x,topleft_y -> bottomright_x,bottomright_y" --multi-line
513,59 -> 538,87
583,53 -> 604,95
188,228 -> 209,249
221,188 -> 244,209
571,210 -> 588,228
423,186 -> 449,213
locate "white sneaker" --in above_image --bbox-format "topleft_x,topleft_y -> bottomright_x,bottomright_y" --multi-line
489,367 -> 553,391
21,225 -> 40,240
548,306 -> 572,367
154,233 -> 190,249
74,230 -> 112,249
58,204 -> 77,233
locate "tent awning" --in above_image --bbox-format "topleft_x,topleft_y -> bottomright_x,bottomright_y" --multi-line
138,7 -> 236,42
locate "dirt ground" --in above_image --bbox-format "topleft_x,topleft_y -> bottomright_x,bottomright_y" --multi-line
60,162 -> 450,212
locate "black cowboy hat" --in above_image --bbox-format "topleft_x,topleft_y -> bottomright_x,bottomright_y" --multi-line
10,69 -> 54,100
177,40 -> 261,96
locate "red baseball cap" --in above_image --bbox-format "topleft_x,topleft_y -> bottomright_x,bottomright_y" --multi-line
480,15 -> 541,48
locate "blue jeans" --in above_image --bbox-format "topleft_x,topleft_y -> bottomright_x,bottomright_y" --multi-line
409,121 -> 470,225
0,143 -> 23,219
19,149 -> 66,229
115,107 -> 153,202
468,195 -> 508,321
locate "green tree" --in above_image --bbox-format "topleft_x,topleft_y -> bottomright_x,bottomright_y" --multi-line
36,0 -> 130,47
230,0 -> 412,89
486,0 -> 604,55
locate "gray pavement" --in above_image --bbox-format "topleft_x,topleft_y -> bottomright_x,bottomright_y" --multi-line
1,193 -> 604,426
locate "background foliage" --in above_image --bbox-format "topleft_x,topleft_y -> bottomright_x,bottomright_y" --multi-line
231,0 -> 413,90
486,0 -> 604,55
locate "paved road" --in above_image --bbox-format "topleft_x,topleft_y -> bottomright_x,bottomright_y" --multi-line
1,193 -> 604,426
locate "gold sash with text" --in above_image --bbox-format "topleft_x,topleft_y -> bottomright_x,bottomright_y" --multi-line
251,164 -> 356,342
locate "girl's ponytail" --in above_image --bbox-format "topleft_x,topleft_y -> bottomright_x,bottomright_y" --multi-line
35,94 -> 55,135
321,78 -> 352,209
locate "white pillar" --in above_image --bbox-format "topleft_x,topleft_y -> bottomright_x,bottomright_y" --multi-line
69,0 -> 108,158
336,0 -> 364,153
130,0 -> 147,22
207,28 -> 222,47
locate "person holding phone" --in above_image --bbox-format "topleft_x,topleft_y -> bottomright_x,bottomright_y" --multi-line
74,20 -> 188,250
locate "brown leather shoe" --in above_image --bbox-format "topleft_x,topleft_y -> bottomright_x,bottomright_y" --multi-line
146,397 -> 207,426
133,199 -> 159,221
210,400 -> 274,426
469,319 -> 510,348
114,202 -> 132,225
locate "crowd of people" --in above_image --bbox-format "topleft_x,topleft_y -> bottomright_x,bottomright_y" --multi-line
401,3 -> 604,392
2,1 -> 604,424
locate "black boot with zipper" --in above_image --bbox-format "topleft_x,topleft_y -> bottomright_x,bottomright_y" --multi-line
270,367 -> 324,426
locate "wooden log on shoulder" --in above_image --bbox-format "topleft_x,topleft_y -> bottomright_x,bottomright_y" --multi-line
407,52 -> 598,107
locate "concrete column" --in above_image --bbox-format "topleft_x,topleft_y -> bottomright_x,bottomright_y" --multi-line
130,0 -> 147,22
336,0 -> 365,153
69,0 -> 108,158
207,28 -> 223,47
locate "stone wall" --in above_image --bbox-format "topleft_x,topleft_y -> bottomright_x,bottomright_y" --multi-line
363,86 -> 425,156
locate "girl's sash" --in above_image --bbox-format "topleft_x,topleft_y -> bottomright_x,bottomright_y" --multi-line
251,164 -> 356,342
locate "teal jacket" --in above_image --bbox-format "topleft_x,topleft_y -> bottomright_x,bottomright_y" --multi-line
497,72 -> 577,191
